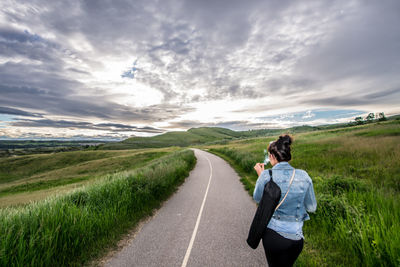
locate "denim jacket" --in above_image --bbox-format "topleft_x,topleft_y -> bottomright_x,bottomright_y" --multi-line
253,162 -> 317,239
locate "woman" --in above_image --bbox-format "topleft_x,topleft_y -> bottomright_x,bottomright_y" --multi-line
253,135 -> 317,267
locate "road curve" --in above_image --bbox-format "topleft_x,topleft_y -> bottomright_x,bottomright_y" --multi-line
104,148 -> 266,267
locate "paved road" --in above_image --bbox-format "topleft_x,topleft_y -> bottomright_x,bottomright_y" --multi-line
104,148 -> 266,267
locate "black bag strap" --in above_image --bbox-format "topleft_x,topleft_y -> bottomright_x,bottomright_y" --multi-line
268,168 -> 296,211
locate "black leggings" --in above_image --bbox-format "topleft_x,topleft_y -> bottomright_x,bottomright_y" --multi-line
262,228 -> 304,267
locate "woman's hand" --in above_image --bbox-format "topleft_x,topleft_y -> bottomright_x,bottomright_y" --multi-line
254,163 -> 265,176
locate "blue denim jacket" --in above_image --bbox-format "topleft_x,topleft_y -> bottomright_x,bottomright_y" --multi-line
253,162 -> 317,240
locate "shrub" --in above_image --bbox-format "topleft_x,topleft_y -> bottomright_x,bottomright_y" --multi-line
318,175 -> 369,196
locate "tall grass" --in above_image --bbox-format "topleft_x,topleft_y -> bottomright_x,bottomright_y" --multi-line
0,150 -> 177,208
0,150 -> 123,183
0,149 -> 196,266
206,123 -> 400,266
303,176 -> 400,266
0,150 -> 170,185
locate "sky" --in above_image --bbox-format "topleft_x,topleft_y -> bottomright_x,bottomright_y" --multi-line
0,0 -> 399,140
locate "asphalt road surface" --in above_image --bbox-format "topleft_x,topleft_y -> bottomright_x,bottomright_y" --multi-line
104,148 -> 266,267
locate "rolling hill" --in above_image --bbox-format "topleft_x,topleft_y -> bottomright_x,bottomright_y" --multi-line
99,126 -> 325,150
100,127 -> 244,149
99,114 -> 400,150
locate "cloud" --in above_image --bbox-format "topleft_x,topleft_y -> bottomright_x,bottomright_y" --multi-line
292,0 -> 400,104
0,0 -> 399,139
0,106 -> 43,117
10,118 -> 164,133
257,109 -> 366,127
67,68 -> 91,75
0,27 -> 61,63
165,119 -> 278,131
302,110 -> 315,119
0,81 -> 194,123
302,87 -> 400,107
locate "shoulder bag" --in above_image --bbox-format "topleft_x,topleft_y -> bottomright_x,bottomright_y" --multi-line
246,169 -> 296,249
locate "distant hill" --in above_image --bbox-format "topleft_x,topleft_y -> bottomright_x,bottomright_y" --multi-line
100,127 -> 242,150
99,126 -> 323,150
99,115 -> 400,150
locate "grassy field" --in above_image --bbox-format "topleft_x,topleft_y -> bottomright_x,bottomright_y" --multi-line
0,147 -> 180,207
100,125 -> 345,150
1,118 -> 399,266
99,115 -> 400,150
0,149 -> 196,266
0,140 -> 107,157
202,120 -> 400,266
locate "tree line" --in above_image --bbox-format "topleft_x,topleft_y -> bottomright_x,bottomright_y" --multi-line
350,112 -> 387,125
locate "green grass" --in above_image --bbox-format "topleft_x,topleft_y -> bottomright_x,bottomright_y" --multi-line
0,150 -> 125,184
0,149 -> 176,206
0,176 -> 90,196
203,122 -> 400,266
355,126 -> 400,137
0,149 -> 196,266
0,149 -> 171,184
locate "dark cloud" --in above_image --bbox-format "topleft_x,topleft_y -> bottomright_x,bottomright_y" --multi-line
364,87 -> 400,100
293,0 -> 400,102
0,132 -> 126,141
67,68 -> 91,75
150,37 -> 191,55
0,106 -> 43,117
303,96 -> 375,107
298,1 -> 400,77
302,87 -> 400,106
10,118 -> 164,133
0,27 -> 61,63
134,69 -> 178,101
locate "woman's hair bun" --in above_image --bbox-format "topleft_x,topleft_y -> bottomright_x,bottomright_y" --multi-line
268,134 -> 293,162
278,134 -> 292,145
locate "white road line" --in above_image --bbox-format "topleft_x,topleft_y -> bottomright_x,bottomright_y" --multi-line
181,155 -> 213,267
